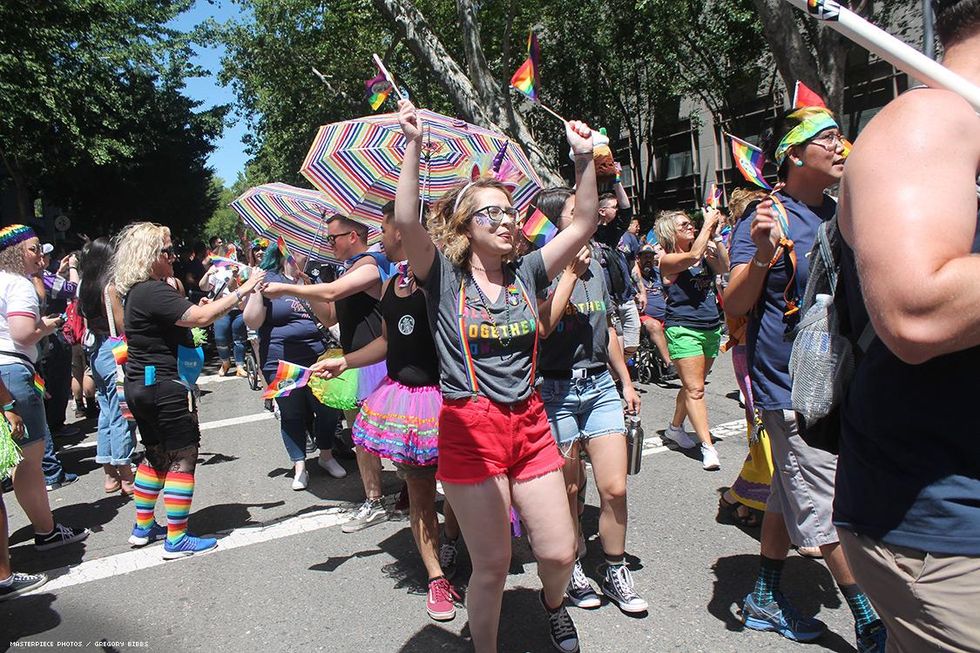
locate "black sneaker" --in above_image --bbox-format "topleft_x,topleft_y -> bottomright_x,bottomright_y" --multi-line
601,564 -> 648,613
566,560 -> 600,608
34,523 -> 90,551
45,473 -> 78,492
540,590 -> 580,652
0,572 -> 48,601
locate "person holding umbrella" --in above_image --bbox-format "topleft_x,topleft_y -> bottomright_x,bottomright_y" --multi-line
393,98 -> 598,653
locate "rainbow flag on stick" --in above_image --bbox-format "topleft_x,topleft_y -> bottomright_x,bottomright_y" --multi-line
365,72 -> 392,111
262,361 -> 314,399
728,134 -> 772,190
209,255 -> 241,268
276,236 -> 297,267
32,373 -> 45,398
109,336 -> 128,366
705,182 -> 723,208
510,32 -> 540,101
793,80 -> 827,108
521,208 -> 558,248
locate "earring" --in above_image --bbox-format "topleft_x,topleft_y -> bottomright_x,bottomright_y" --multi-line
794,160 -> 804,168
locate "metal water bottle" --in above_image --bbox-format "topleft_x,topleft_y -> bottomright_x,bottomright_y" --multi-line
626,415 -> 644,475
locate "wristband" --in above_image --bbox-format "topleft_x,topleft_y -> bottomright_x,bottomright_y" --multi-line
2,401 -> 15,412
713,236 -> 724,243
751,256 -> 769,269
234,289 -> 243,303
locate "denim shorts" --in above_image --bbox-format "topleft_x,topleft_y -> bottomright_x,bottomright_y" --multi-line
0,363 -> 49,448
539,370 -> 625,451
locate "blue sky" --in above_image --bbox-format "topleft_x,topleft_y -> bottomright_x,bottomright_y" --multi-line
169,0 -> 249,186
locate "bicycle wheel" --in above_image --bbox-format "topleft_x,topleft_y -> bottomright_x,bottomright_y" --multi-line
245,352 -> 260,391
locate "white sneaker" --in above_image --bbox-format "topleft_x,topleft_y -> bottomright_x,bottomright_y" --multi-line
664,423 -> 697,449
701,444 -> 720,471
318,456 -> 347,479
291,469 -> 309,490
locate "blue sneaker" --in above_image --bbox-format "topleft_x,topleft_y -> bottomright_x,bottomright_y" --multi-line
742,592 -> 827,642
162,534 -> 218,560
857,619 -> 887,653
128,522 -> 167,547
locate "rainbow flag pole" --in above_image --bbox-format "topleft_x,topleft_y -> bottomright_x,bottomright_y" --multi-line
262,360 -> 314,399
726,133 -> 771,190
521,208 -> 558,248
784,0 -> 980,112
371,54 -> 407,101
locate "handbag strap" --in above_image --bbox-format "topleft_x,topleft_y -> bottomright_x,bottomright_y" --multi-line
293,292 -> 339,350
103,285 -> 119,338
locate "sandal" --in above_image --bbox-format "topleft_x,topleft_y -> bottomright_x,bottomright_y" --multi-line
104,479 -> 121,494
718,493 -> 761,528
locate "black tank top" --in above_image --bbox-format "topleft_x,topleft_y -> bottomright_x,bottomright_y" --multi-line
381,280 -> 439,387
335,255 -> 385,354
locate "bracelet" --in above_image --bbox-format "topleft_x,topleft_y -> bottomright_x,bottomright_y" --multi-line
571,151 -> 592,157
713,236 -> 724,243
234,289 -> 243,303
751,256 -> 769,269
2,402 -> 14,412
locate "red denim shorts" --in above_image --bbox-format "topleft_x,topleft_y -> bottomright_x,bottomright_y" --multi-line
436,391 -> 564,485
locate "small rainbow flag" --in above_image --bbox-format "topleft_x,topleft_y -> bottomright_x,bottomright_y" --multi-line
276,236 -> 297,267
365,72 -> 391,111
705,182 -> 722,209
729,134 -> 771,190
262,360 -> 314,399
509,32 -> 540,101
109,336 -> 128,366
841,137 -> 853,158
209,255 -> 240,268
793,80 -> 827,108
521,208 -> 558,248
32,373 -> 45,398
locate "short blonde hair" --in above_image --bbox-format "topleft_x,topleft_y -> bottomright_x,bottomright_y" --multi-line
427,178 -> 514,268
729,188 -> 769,228
653,210 -> 688,253
114,222 -> 169,295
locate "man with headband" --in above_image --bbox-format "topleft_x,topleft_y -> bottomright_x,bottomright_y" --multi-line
834,1 -> 980,649
725,101 -> 885,651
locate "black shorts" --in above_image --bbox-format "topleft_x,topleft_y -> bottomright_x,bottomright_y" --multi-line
124,378 -> 200,452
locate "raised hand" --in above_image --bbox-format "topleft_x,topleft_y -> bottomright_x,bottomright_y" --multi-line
565,120 -> 593,155
750,199 -> 782,261
240,267 -> 266,294
398,99 -> 422,142
569,246 -> 591,276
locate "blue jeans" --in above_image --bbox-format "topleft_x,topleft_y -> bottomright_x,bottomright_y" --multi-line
213,309 -> 246,364
276,386 -> 340,462
0,363 -> 64,482
89,336 -> 137,465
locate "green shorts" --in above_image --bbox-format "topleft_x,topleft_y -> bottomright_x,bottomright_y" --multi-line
665,325 -> 722,360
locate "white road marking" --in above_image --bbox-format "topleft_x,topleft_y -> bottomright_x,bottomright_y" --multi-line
39,418 -> 746,594
61,412 -> 275,451
35,507 -> 351,593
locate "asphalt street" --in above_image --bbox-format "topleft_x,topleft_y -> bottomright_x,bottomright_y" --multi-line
2,354 -> 861,653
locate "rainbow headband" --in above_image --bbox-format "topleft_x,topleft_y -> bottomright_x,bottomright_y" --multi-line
0,224 -> 36,251
774,108 -> 839,167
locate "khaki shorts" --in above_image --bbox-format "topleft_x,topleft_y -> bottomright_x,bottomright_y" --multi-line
762,409 -> 838,549
839,529 -> 980,653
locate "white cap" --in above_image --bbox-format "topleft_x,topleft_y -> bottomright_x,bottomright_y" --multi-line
41,243 -> 54,256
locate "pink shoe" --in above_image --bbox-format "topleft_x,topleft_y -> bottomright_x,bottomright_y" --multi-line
426,577 -> 460,621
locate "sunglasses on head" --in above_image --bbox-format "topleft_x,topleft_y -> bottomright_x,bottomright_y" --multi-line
470,205 -> 519,230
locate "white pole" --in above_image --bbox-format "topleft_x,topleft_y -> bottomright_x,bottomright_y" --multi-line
781,0 -> 980,112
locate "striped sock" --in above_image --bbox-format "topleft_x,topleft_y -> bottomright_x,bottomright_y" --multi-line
752,556 -> 784,606
133,463 -> 165,529
163,471 -> 195,544
840,584 -> 879,630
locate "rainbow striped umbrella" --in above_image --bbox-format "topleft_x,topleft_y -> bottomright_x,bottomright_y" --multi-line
230,183 -> 381,263
300,110 -> 543,225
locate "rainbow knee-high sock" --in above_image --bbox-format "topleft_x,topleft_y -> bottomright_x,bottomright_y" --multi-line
133,463 -> 165,529
163,471 -> 195,544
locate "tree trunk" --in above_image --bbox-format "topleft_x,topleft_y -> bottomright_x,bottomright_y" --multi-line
0,144 -> 34,222
372,0 -> 563,186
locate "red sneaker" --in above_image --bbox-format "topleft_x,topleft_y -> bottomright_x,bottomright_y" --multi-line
426,577 -> 459,621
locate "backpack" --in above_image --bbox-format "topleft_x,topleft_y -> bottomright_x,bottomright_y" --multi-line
787,214 -> 874,453
61,298 -> 86,346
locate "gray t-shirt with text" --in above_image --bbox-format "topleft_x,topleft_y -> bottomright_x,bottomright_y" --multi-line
537,258 -> 612,372
421,249 -> 549,404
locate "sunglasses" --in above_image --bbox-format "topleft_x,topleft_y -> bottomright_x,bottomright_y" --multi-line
326,231 -> 354,245
160,246 -> 176,257
470,205 -> 519,230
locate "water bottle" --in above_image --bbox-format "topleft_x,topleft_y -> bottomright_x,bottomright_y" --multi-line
625,415 -> 644,475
